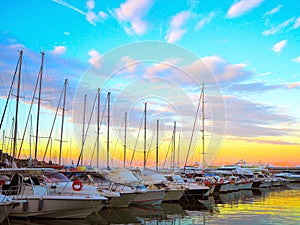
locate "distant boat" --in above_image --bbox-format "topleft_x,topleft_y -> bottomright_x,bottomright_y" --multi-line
275,172 -> 300,182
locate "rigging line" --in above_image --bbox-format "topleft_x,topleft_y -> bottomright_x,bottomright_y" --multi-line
100,94 -> 108,130
184,91 -> 202,170
112,114 -> 123,161
89,139 -> 97,167
0,58 -> 19,130
162,134 -> 173,169
85,94 -> 108,166
17,65 -> 40,160
87,93 -> 108,166
42,83 -> 64,162
146,127 -> 155,162
129,110 -> 144,167
76,92 -> 97,167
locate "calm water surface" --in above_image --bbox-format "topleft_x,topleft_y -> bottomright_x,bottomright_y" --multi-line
4,184 -> 300,225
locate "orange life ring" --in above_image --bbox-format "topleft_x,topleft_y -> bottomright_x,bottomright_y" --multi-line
72,180 -> 83,191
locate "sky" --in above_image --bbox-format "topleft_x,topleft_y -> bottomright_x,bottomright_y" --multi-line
0,0 -> 299,168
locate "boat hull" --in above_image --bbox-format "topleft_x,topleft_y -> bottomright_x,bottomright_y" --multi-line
131,190 -> 165,205
163,189 -> 185,202
9,196 -> 104,219
109,192 -> 136,208
0,203 -> 14,223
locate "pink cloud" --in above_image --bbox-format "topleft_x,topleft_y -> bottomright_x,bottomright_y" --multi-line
263,17 -> 295,35
287,82 -> 300,89
227,0 -> 264,18
51,46 -> 66,54
292,56 -> 300,63
86,0 -> 94,10
263,4 -> 282,17
271,40 -> 287,54
114,0 -> 152,35
294,17 -> 300,29
88,49 -> 101,68
196,12 -> 215,30
98,11 -> 108,19
165,11 -> 191,43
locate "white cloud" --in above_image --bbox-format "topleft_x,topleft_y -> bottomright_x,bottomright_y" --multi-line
287,82 -> 300,89
98,11 -> 108,19
52,0 -> 107,26
196,12 -> 215,30
226,0 -> 264,18
86,11 -> 98,25
86,0 -> 95,10
293,17 -> 300,29
114,0 -> 152,36
63,32 -> 70,35
88,49 -> 101,68
180,56 -> 252,84
259,72 -> 271,76
263,5 -> 282,17
263,17 -> 295,35
271,40 -> 287,54
51,46 -> 66,54
292,56 -> 300,63
165,11 -> 191,43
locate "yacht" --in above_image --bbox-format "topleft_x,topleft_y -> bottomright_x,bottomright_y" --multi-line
107,168 -> 166,205
61,170 -> 136,208
0,168 -> 106,219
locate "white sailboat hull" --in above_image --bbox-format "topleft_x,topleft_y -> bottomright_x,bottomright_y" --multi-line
109,192 -> 136,208
163,189 -> 185,201
10,195 -> 104,219
131,189 -> 165,205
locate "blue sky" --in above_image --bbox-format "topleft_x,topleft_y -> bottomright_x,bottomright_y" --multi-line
0,0 -> 300,167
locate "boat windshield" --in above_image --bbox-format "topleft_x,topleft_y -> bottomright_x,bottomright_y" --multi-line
42,172 -> 70,183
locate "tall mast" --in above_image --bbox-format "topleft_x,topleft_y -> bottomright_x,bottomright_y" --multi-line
123,112 -> 127,168
29,114 -> 32,166
34,52 -> 45,164
177,133 -> 181,171
201,83 -> 205,172
172,121 -> 176,172
107,92 -> 111,170
1,130 -> 5,163
12,50 -> 23,164
59,79 -> 68,165
81,94 -> 87,166
143,102 -> 147,169
97,88 -> 100,169
156,120 -> 159,171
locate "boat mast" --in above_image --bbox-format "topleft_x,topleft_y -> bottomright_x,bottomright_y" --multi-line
34,52 -> 44,165
123,112 -> 127,168
156,119 -> 159,171
58,79 -> 68,165
29,114 -> 32,166
12,50 -> 23,164
143,102 -> 147,169
177,133 -> 181,171
201,83 -> 205,172
81,94 -> 87,166
97,88 -> 100,169
172,121 -> 176,172
107,92 -> 111,170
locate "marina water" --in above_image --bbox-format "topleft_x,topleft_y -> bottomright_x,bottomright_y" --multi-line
4,183 -> 300,225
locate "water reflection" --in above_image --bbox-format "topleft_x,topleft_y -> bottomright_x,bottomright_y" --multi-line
3,184 -> 300,225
